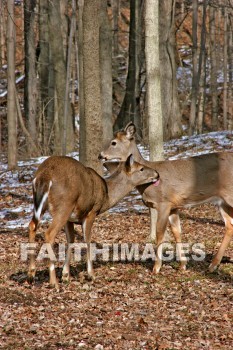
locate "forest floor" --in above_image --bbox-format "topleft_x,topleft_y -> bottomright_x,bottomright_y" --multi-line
0,132 -> 233,349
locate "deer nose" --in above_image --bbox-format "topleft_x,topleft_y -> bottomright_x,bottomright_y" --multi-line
98,153 -> 106,160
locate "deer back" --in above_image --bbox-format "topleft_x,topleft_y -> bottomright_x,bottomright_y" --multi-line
33,156 -> 108,221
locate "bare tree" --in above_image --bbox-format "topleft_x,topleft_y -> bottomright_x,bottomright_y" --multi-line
159,0 -> 182,139
78,0 -> 103,175
145,0 -> 164,241
0,0 -> 6,66
100,0 -> 113,145
7,0 -> 17,169
227,11 -> 233,130
24,0 -> 38,155
48,0 -> 74,154
189,0 -> 198,135
115,0 -> 143,135
223,5 -> 228,130
38,0 -> 55,153
111,0 -> 120,58
209,4 -> 218,129
197,0 -> 207,134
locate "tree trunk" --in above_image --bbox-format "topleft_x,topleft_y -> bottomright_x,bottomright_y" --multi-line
189,0 -> 198,135
7,0 -> 17,169
79,0 -> 103,175
63,0 -> 76,154
78,0 -> 85,154
145,0 -> 164,242
197,0 -> 207,134
100,0 -> 113,146
111,0 -> 120,58
115,0 -> 143,135
24,0 -> 38,154
38,0 -> 54,153
0,0 -> 6,66
60,0 -> 69,60
48,0 -> 74,154
159,0 -> 182,140
223,6 -> 228,130
209,5 -> 218,129
227,17 -> 233,130
145,0 -> 163,161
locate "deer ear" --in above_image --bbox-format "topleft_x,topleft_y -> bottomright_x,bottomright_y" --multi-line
125,154 -> 134,171
124,122 -> 136,139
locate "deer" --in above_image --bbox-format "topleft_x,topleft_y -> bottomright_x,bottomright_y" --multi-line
99,122 -> 233,274
28,154 -> 159,289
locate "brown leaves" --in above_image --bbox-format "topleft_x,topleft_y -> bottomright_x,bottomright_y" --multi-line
0,204 -> 233,348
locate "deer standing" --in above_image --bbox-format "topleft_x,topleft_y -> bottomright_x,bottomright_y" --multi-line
28,154 -> 159,288
99,122 -> 233,273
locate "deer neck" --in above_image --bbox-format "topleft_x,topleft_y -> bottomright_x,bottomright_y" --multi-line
129,141 -> 145,163
100,171 -> 132,213
130,141 -> 152,167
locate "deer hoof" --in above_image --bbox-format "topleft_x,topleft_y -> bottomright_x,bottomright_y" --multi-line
152,265 -> 161,274
179,263 -> 187,271
27,270 -> 36,283
209,263 -> 218,273
87,274 -> 95,282
62,273 -> 70,284
49,281 -> 60,291
27,275 -> 35,284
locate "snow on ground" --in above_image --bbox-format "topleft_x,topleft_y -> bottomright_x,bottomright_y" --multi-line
0,131 -> 233,229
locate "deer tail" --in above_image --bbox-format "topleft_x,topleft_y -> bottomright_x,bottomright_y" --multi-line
32,177 -> 52,221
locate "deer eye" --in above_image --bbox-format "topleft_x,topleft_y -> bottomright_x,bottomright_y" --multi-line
111,141 -> 117,146
140,167 -> 144,172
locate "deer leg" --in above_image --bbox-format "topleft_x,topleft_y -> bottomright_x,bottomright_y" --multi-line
44,212 -> 72,289
28,215 -> 39,281
169,210 -> 187,271
153,206 -> 170,274
209,204 -> 233,272
149,208 -> 158,242
62,221 -> 75,283
82,212 -> 96,279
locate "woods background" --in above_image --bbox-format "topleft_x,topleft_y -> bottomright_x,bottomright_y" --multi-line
0,0 -> 233,167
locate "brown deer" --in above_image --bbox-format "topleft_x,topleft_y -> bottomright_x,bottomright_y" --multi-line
28,154 -> 159,288
99,122 -> 233,274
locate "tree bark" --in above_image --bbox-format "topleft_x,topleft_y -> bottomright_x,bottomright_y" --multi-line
145,0 -> 164,242
227,16 -> 233,130
115,0 -> 143,135
209,5 -> 218,130
24,0 -> 38,154
145,0 -> 163,161
111,0 -> 120,58
223,6 -> 228,130
48,0 -> 74,154
38,0 -> 54,153
78,0 -> 85,154
100,0 -> 113,146
0,0 -> 6,66
7,0 -> 17,169
159,0 -> 182,140
79,0 -> 103,175
197,0 -> 207,133
63,0 -> 76,154
189,0 -> 198,135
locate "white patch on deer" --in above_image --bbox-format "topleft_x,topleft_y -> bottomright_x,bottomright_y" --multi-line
32,177 -> 36,191
62,263 -> 69,276
34,180 -> 52,220
82,219 -> 86,241
87,259 -> 93,276
50,263 -> 55,272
